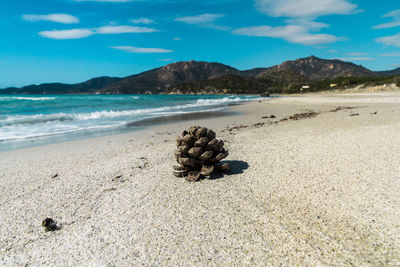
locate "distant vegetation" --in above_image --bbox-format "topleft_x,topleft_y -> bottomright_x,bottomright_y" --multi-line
167,72 -> 400,95
165,74 -> 266,94
293,75 -> 400,94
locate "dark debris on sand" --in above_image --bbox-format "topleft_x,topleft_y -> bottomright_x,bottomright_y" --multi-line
42,218 -> 61,232
261,115 -> 276,119
222,105 -> 360,133
280,111 -> 319,122
329,106 -> 357,112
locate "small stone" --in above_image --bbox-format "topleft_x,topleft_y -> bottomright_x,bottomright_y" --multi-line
42,218 -> 60,232
262,115 -> 276,119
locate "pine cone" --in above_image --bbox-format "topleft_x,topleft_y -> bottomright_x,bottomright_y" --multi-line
173,126 -> 230,182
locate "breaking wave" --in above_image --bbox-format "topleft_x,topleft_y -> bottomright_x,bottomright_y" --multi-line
0,96 -> 57,101
1,96 -> 250,127
0,94 -> 262,142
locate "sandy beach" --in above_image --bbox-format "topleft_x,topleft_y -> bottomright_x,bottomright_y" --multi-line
1,91 -> 400,265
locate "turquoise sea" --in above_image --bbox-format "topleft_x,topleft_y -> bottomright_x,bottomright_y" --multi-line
0,94 -> 264,151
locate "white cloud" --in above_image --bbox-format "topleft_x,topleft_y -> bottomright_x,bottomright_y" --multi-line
38,24 -> 158,40
376,32 -> 400,47
373,9 -> 400,29
159,58 -> 173,61
111,46 -> 173,53
328,49 -> 338,53
174,13 -> 229,30
74,0 -> 134,2
285,18 -> 328,30
345,52 -> 367,56
39,29 -> 94,39
232,25 -> 340,45
175,13 -> 224,24
173,37 -> 181,41
75,0 -> 237,2
131,18 -> 154,24
22,14 -> 79,24
255,0 -> 358,18
338,57 -> 374,61
372,20 -> 400,29
95,25 -> 158,34
380,52 -> 400,57
204,24 -> 230,31
373,21 -> 400,30
233,0 -> 357,46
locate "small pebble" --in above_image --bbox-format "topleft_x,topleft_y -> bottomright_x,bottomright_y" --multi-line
42,218 -> 60,232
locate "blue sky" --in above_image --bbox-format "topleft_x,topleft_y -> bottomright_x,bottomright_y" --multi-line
0,0 -> 400,87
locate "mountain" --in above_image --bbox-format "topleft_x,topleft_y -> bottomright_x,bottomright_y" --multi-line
258,55 -> 374,80
1,56 -> 399,95
165,74 -> 269,94
241,67 -> 268,77
167,70 -> 308,94
71,76 -> 122,91
375,67 -> 400,76
1,76 -> 121,94
257,70 -> 307,85
99,60 -> 240,94
98,56 -> 378,94
2,83 -> 74,94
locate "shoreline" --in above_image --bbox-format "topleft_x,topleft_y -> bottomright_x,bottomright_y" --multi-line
0,95 -> 263,152
0,108 -> 236,153
1,91 -> 400,265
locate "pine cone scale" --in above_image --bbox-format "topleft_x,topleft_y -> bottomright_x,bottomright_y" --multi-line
199,151 -> 214,161
188,147 -> 203,157
200,164 -> 214,176
194,137 -> 208,147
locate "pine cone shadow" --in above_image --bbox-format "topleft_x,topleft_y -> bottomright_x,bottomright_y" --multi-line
209,160 -> 249,180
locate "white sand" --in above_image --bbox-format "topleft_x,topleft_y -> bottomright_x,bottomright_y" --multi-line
1,92 -> 400,265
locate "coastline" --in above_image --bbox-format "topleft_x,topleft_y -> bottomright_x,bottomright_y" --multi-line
1,91 -> 400,265
0,94 -> 262,152
0,108 -> 235,152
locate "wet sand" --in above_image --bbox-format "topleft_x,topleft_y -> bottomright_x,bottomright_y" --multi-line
1,92 -> 400,265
